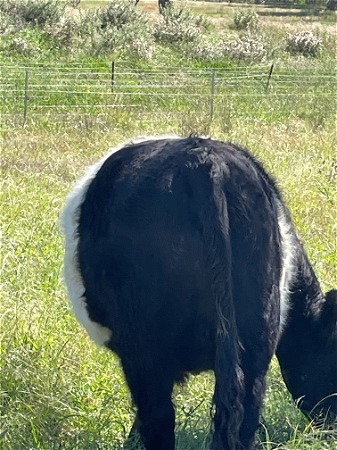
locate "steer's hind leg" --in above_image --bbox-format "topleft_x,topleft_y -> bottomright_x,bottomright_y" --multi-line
123,363 -> 175,450
128,416 -> 140,438
123,416 -> 141,449
238,354 -> 270,449
238,307 -> 279,448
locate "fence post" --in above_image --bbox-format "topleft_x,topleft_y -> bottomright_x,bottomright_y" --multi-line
111,61 -> 115,92
210,70 -> 215,122
265,63 -> 274,93
23,69 -> 29,125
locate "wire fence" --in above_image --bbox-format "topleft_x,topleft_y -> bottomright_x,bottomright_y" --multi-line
1,63 -> 335,127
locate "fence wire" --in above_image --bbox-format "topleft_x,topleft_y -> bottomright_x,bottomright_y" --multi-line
0,64 -> 335,126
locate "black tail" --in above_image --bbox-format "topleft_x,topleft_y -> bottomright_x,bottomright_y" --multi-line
187,152 -> 245,450
210,176 -> 245,450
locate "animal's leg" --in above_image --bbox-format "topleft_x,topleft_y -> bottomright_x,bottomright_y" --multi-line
123,416 -> 141,449
238,336 -> 277,449
211,363 -> 245,450
123,365 -> 175,450
137,394 -> 175,450
239,365 -> 266,449
128,415 -> 140,438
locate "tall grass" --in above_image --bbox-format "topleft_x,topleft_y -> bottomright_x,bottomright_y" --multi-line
1,118 -> 336,449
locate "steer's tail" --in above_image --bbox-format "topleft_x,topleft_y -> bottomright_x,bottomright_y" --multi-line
190,153 -> 245,450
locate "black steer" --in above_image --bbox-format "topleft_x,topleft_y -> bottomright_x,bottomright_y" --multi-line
62,136 -> 337,450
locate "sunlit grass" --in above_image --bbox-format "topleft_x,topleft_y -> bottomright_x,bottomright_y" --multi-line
1,115 -> 336,449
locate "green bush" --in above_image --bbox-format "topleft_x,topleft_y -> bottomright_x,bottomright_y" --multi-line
129,36 -> 155,60
8,36 -> 39,55
0,11 -> 14,34
0,26 -> 48,57
44,16 -> 81,49
0,0 -> 65,28
191,36 -> 267,62
222,36 -> 266,62
0,0 -> 155,58
188,37 -> 224,60
78,1 -> 153,57
67,0 -> 81,7
154,6 -> 207,44
0,0 -> 17,15
285,31 -> 322,57
94,0 -> 146,30
233,9 -> 259,32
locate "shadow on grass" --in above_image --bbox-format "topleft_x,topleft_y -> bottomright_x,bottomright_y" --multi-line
221,2 -> 325,17
121,419 -> 326,450
122,427 -> 210,450
257,8 -> 323,17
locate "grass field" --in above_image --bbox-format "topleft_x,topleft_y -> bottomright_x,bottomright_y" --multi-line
1,1 -> 336,449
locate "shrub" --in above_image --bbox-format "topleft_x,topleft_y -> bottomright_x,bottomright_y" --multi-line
9,36 -> 39,55
67,0 -> 81,7
0,0 -> 17,15
0,11 -> 14,34
0,0 -> 65,28
154,6 -> 207,44
190,38 -> 224,60
190,36 -> 267,63
285,31 -> 322,57
94,0 -> 145,30
44,16 -> 81,49
78,1 -> 152,57
129,36 -> 155,61
233,9 -> 259,32
326,0 -> 337,11
222,37 -> 267,62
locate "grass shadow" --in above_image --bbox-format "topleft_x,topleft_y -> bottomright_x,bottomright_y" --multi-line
258,8 -> 323,18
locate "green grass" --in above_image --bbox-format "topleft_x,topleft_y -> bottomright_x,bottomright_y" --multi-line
1,1 -> 337,449
1,119 -> 336,450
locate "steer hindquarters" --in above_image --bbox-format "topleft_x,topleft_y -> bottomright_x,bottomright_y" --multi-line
76,138 -> 283,450
78,157 -> 221,450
